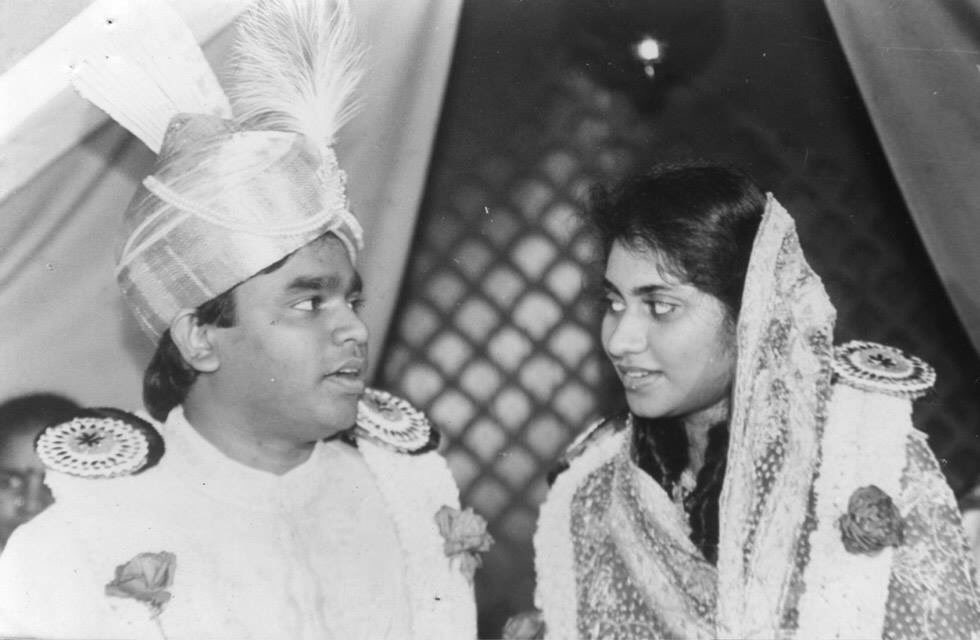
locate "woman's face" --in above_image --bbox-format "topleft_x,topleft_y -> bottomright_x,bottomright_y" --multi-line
601,240 -> 737,424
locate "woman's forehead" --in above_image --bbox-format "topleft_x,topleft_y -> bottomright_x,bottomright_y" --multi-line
606,241 -> 686,289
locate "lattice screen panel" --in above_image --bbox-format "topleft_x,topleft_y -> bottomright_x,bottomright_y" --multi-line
381,147 -> 613,549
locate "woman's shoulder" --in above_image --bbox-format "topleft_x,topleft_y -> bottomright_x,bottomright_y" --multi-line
547,415 -> 628,485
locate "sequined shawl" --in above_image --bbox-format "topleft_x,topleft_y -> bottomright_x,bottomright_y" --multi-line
534,196 -> 980,639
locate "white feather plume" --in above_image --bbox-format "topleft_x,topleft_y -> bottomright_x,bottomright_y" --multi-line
229,0 -> 365,150
69,0 -> 232,153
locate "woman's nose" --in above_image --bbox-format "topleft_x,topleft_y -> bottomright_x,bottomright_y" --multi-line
604,312 -> 648,357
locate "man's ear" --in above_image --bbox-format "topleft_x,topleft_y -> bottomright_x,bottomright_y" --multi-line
169,310 -> 221,373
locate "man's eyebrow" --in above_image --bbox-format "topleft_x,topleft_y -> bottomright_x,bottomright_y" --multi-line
286,272 -> 363,294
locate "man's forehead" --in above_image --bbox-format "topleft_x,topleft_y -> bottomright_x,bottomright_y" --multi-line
285,271 -> 363,293
245,235 -> 360,294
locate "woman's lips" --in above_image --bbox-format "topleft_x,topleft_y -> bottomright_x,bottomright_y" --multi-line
616,366 -> 663,391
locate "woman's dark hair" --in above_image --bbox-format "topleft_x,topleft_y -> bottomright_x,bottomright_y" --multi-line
588,162 -> 766,564
589,161 -> 765,316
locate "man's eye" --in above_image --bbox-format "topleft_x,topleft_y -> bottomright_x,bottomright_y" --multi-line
0,473 -> 24,492
291,297 -> 323,312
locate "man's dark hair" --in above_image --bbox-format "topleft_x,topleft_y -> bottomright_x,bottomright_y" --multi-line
0,393 -> 80,446
143,287 -> 238,421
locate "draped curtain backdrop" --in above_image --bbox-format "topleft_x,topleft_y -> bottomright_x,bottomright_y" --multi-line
824,0 -> 980,355
0,0 -> 460,409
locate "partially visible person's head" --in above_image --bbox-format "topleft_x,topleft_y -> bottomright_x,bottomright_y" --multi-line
589,163 -> 766,423
0,393 -> 79,540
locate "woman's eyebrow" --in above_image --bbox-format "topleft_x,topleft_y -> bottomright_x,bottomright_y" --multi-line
632,284 -> 671,296
604,277 -> 672,296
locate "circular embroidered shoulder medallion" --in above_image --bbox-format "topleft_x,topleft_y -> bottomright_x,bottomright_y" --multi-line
355,388 -> 436,454
832,340 -> 935,399
36,415 -> 162,478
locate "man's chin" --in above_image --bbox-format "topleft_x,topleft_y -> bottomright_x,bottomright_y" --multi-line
314,404 -> 359,439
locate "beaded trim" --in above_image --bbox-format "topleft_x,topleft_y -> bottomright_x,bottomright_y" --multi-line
832,341 -> 935,399
35,416 -> 162,479
355,388 -> 438,454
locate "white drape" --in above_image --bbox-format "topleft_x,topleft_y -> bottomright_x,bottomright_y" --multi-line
0,0 -> 461,408
824,0 -> 980,354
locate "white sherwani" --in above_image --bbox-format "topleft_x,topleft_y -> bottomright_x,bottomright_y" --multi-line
0,407 -> 475,639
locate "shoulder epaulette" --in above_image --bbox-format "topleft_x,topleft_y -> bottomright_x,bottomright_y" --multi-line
354,388 -> 440,455
832,340 -> 936,399
34,408 -> 165,478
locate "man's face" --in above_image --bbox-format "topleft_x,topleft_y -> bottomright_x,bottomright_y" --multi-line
207,235 -> 368,447
0,425 -> 52,543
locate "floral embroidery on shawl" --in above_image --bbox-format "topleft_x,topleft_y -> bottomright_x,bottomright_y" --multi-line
570,432 -> 715,640
882,434 -> 980,639
717,196 -> 835,638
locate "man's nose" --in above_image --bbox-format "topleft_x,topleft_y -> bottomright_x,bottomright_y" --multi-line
332,306 -> 369,348
19,469 -> 52,519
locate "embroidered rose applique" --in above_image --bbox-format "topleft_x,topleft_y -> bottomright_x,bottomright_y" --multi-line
435,505 -> 493,583
838,485 -> 905,555
106,551 -> 176,618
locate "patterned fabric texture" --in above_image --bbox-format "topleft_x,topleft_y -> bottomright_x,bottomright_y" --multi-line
535,415 -> 980,639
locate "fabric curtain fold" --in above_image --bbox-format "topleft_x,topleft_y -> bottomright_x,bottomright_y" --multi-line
823,0 -> 980,355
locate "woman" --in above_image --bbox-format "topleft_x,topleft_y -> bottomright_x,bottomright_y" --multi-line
524,163 -> 980,639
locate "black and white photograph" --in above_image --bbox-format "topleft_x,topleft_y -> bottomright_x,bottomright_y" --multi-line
1,0 -> 979,638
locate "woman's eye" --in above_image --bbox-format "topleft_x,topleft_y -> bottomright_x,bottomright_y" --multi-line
348,295 -> 365,313
603,297 -> 626,313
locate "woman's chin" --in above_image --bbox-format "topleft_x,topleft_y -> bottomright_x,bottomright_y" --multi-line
624,395 -> 671,420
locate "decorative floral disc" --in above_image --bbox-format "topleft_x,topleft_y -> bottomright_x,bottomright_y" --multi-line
356,388 -> 435,454
832,340 -> 935,399
36,417 -> 153,478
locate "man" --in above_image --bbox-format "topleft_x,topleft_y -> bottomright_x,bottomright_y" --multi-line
0,393 -> 79,547
0,1 -> 484,637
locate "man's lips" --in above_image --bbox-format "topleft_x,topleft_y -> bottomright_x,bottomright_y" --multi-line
614,365 -> 663,390
324,359 -> 366,392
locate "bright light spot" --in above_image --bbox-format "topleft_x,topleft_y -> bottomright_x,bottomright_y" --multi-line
635,37 -> 662,62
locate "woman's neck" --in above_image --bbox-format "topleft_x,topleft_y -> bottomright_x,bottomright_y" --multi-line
683,397 -> 730,477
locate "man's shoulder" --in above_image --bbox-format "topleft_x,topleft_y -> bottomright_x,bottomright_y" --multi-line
349,388 -> 440,455
35,407 -> 166,480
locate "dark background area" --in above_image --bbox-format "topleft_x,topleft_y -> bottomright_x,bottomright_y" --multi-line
381,0 -> 980,635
